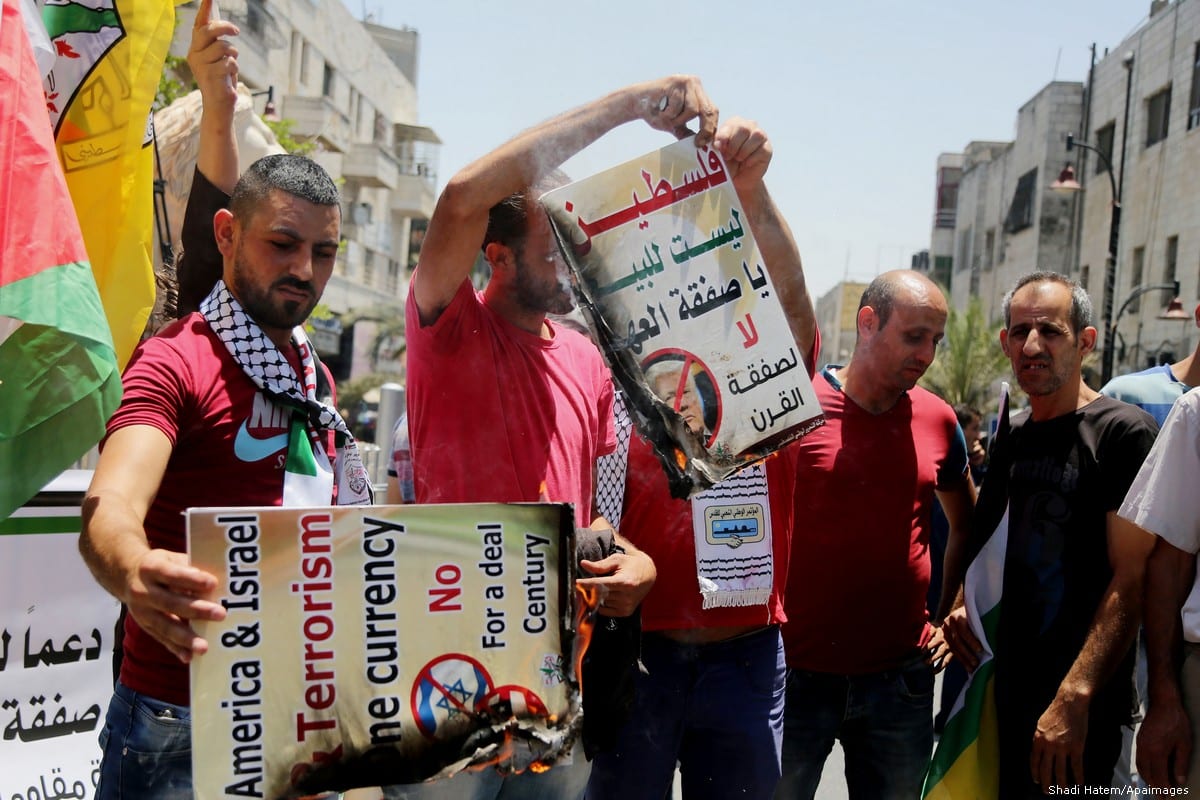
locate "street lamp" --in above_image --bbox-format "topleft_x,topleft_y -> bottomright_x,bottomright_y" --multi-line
251,85 -> 278,121
1051,51 -> 1135,385
1110,280 -> 1190,371
1050,131 -> 1121,383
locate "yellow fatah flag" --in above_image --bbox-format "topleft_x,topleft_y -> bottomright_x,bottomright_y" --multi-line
42,0 -> 176,367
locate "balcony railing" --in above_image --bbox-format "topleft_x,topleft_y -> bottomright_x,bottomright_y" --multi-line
934,209 -> 956,228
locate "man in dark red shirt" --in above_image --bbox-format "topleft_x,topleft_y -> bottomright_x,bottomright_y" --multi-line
78,5 -> 368,796
777,271 -> 976,800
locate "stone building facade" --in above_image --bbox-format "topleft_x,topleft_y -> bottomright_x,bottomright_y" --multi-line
934,0 -> 1200,376
171,0 -> 439,380
1078,0 -> 1200,373
942,82 -> 1084,321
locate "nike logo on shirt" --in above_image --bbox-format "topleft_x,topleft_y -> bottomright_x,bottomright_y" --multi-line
234,421 -> 289,462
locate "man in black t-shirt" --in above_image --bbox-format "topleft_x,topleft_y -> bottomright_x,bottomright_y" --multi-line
943,272 -> 1158,798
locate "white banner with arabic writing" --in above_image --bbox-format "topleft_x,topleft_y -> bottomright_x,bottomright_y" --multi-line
0,477 -> 117,800
541,138 -> 822,495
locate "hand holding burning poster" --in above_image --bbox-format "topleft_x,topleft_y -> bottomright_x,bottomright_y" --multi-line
188,503 -> 583,799
540,138 -> 823,496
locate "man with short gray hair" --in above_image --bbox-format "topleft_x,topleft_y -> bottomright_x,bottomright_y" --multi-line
944,271 -> 1158,796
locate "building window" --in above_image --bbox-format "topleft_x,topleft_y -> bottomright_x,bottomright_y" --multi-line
407,219 -> 427,271
934,166 -> 960,228
244,0 -> 267,38
363,249 -> 375,287
386,259 -> 401,295
374,111 -> 388,145
1080,265 -> 1090,294
1166,235 -> 1179,284
348,88 -> 358,130
1130,246 -> 1145,312
1094,123 -> 1115,174
933,256 -> 952,286
357,98 -> 367,137
323,63 -> 336,99
293,34 -> 309,86
956,226 -> 972,272
1146,86 -> 1171,147
349,202 -> 372,226
335,237 -> 348,276
1189,43 -> 1200,130
1004,169 -> 1037,233
983,229 -> 995,271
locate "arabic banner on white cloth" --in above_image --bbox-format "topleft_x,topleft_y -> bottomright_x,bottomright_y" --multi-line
0,471 -> 118,800
188,502 -> 580,799
541,138 -> 822,497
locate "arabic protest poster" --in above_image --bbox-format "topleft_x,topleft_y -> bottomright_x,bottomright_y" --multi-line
541,138 -> 823,496
0,471 -> 118,800
188,502 -> 579,800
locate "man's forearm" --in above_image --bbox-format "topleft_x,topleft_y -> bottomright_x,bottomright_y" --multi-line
197,115 -> 239,195
415,76 -> 715,323
1145,540 -> 1196,707
79,492 -> 151,604
934,478 -> 976,622
738,182 -> 815,360
1056,577 -> 1142,708
416,86 -> 646,321
936,532 -> 969,624
444,84 -> 662,224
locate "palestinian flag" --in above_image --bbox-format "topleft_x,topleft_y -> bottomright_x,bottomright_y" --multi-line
43,0 -> 175,368
923,383 -> 1012,799
0,0 -> 120,519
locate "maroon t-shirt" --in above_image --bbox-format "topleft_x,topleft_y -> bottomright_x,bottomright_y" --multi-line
106,314 -> 334,705
781,369 -> 967,674
406,280 -> 615,527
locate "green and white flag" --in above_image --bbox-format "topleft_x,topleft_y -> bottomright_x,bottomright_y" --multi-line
282,415 -> 334,507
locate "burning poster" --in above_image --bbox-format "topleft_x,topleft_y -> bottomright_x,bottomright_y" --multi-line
188,503 -> 581,799
541,138 -> 823,497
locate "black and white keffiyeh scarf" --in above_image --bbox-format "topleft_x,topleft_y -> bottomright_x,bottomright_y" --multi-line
201,280 -> 372,506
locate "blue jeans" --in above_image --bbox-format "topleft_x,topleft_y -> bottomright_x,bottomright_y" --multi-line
96,681 -> 192,800
382,742 -> 590,800
776,653 -> 934,800
587,625 -> 787,800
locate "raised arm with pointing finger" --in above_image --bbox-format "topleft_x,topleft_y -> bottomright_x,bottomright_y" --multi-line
176,0 -> 241,315
189,0 -> 239,193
